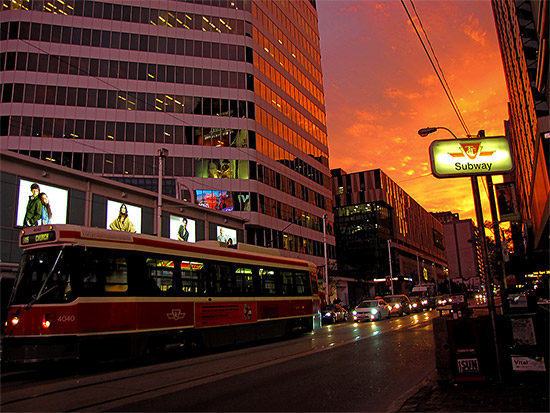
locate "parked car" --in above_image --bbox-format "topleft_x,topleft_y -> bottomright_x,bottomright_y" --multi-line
321,303 -> 349,324
353,299 -> 391,322
384,294 -> 412,316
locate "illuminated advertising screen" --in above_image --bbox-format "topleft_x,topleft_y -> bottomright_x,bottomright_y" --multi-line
106,200 -> 142,233
216,225 -> 237,245
196,190 -> 233,211
429,136 -> 514,178
195,158 -> 248,180
16,179 -> 68,227
169,215 -> 196,242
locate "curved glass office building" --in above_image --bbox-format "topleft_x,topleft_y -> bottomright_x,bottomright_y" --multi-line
1,0 -> 335,267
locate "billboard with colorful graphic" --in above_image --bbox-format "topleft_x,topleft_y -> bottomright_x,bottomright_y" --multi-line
196,190 -> 233,211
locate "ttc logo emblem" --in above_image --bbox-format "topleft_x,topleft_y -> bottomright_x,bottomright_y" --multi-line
167,309 -> 186,320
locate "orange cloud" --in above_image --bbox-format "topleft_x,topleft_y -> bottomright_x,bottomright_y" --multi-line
462,15 -> 488,46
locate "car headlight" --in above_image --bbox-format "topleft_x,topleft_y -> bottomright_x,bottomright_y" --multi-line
370,309 -> 378,315
412,303 -> 417,307
353,310 -> 357,316
422,300 -> 428,305
325,312 -> 331,317
394,304 -> 400,309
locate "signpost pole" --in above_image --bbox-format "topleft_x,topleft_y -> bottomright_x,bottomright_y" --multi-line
421,127 -> 505,382
323,214 -> 329,304
387,239 -> 394,294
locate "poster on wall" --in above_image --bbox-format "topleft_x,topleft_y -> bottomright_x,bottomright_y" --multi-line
169,215 -> 196,242
216,225 -> 237,245
106,200 -> 142,233
196,190 -> 234,211
496,182 -> 521,222
16,179 -> 69,227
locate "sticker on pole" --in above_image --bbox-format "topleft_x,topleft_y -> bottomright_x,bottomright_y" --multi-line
429,136 -> 514,178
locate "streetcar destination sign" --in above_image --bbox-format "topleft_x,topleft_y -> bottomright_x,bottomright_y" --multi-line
429,136 -> 514,178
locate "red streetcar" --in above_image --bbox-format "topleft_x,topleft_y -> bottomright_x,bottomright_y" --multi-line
3,225 -> 320,363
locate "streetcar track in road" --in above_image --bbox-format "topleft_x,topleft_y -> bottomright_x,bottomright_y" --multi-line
2,341 -> 336,412
1,312 -> 436,412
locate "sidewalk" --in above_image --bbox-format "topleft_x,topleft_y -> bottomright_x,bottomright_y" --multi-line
396,370 -> 549,412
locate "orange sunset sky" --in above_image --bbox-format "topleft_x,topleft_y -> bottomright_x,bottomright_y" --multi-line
317,0 -> 509,224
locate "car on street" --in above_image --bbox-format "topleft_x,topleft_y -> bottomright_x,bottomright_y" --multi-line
321,303 -> 349,324
436,294 -> 452,306
409,295 -> 425,312
352,299 -> 391,322
384,294 -> 413,316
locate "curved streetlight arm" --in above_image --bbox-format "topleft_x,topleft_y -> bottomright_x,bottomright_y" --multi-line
417,126 -> 459,139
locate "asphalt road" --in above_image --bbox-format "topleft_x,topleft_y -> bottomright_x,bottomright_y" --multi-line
1,311 -> 438,412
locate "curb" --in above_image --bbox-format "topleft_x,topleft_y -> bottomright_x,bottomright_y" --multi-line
385,369 -> 437,412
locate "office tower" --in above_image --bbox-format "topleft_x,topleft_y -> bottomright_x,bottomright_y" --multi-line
491,0 -> 549,263
0,0 -> 334,267
331,168 -> 447,301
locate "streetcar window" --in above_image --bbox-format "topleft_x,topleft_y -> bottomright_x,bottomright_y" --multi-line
82,255 -> 107,295
105,257 -> 128,292
235,267 -> 254,295
295,272 -> 308,295
281,271 -> 295,295
210,264 -> 232,295
11,247 -> 77,304
181,260 -> 205,294
259,269 -> 276,295
310,273 -> 319,295
146,258 -> 174,293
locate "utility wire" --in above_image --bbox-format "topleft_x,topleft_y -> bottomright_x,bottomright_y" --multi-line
401,0 -> 489,198
400,0 -> 472,138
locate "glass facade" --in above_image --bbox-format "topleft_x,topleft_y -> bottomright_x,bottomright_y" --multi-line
0,0 -> 335,266
332,169 -> 447,283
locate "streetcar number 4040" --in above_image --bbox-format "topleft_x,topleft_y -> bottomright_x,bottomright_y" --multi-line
457,358 -> 479,373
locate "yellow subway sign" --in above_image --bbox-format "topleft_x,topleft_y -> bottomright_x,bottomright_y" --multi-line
429,136 -> 514,178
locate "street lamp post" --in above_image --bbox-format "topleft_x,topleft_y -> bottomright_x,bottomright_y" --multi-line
387,239 -> 394,294
418,126 -> 502,382
157,148 -> 168,237
323,214 -> 329,304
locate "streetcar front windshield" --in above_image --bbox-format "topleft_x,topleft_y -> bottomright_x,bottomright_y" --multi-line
11,247 -> 75,305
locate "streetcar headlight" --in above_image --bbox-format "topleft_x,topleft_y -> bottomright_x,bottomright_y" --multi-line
42,314 -> 51,329
10,316 -> 19,326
